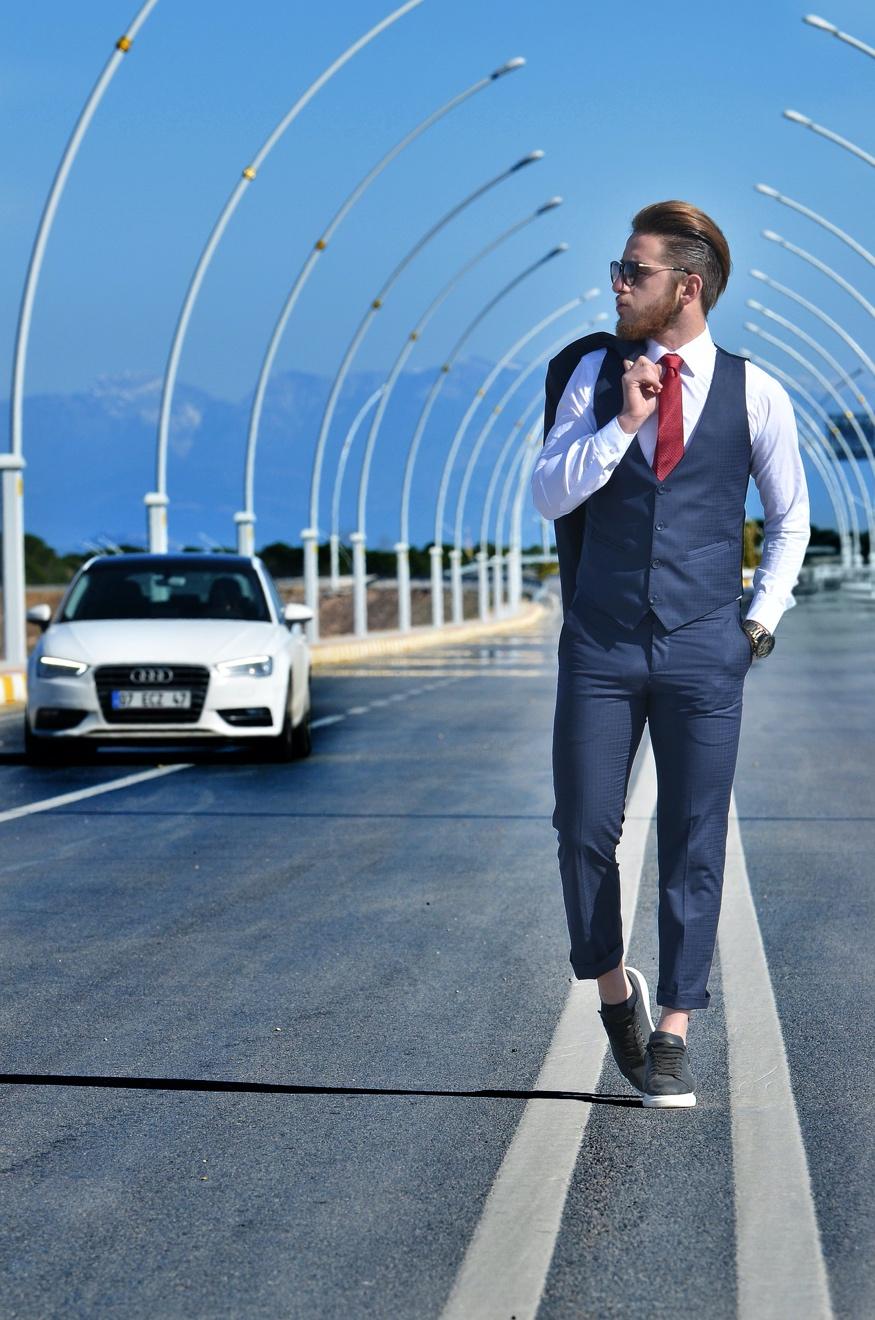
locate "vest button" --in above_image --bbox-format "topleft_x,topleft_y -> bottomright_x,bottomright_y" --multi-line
657,485 -> 669,494
655,522 -> 665,531
649,594 -> 659,603
651,558 -> 662,569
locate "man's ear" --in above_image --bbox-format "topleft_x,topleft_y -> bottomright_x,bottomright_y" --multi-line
681,272 -> 704,306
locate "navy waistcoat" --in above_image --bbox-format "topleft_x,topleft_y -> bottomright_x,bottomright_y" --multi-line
553,336 -> 751,632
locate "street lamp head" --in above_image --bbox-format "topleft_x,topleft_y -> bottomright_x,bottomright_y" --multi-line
738,346 -> 753,359
749,269 -> 767,281
551,242 -> 570,255
593,312 -> 609,323
746,298 -> 765,311
761,229 -> 784,243
784,109 -> 812,126
743,322 -> 760,333
492,56 -> 526,78
803,14 -> 838,33
581,287 -> 600,301
755,183 -> 780,197
512,149 -> 545,171
536,196 -> 563,213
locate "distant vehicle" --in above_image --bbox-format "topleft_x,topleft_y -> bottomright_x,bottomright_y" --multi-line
25,553 -> 313,763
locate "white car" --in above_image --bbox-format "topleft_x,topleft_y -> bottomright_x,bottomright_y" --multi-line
25,552 -> 313,763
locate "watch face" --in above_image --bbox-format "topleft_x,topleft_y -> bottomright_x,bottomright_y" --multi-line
756,633 -> 775,657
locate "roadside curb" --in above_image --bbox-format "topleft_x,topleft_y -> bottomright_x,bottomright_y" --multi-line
310,599 -> 551,667
0,671 -> 26,707
0,601 -> 553,699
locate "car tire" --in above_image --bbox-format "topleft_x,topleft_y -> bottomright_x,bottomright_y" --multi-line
267,679 -> 311,762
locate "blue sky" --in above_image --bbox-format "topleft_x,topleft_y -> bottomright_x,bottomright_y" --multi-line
2,0 -> 873,536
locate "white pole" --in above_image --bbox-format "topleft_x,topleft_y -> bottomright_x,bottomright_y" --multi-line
783,109 -> 875,169
5,0 -> 160,666
151,1 -> 425,552
238,58 -> 526,550
430,544 -> 445,627
304,151 -> 544,637
754,184 -> 875,270
803,14 -> 875,60
350,531 -> 367,637
395,541 -> 412,631
354,201 -> 561,635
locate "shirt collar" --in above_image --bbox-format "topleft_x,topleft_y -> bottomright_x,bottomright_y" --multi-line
645,324 -> 715,378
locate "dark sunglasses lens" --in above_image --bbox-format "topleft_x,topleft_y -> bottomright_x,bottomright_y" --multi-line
612,260 -> 636,286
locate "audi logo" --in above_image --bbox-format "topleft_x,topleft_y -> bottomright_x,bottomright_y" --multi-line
130,668 -> 174,684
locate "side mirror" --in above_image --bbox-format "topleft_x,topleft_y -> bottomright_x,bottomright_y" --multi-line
27,603 -> 52,632
283,602 -> 314,628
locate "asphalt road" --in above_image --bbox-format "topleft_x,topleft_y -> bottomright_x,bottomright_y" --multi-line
0,583 -> 872,1319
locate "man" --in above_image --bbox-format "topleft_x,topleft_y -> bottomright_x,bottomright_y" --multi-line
531,200 -> 810,1109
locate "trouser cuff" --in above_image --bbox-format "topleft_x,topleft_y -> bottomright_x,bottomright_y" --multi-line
570,943 -> 625,980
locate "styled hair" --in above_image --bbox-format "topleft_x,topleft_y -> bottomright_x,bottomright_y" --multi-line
631,200 -> 731,315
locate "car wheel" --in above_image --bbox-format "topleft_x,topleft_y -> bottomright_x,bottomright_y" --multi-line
266,681 -> 310,763
291,700 -> 312,759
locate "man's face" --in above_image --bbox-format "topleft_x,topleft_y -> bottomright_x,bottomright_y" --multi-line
612,232 -> 685,341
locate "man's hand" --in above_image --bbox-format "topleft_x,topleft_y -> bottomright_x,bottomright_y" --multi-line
617,356 -> 663,434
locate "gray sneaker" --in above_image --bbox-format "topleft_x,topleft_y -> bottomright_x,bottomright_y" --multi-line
597,965 -> 655,1093
641,1030 -> 697,1108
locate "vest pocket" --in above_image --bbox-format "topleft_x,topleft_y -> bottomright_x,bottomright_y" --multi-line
684,538 -> 730,560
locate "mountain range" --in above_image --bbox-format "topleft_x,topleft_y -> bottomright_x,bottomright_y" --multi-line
4,358 -> 533,556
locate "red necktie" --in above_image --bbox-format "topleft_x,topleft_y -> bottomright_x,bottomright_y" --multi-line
653,353 -> 685,480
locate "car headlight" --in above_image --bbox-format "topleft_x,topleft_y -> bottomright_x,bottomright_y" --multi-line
38,655 -> 89,678
215,654 -> 273,678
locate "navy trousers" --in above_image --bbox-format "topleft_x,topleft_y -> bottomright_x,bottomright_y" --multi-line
551,596 -> 754,1009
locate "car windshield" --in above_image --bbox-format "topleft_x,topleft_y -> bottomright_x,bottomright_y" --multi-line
60,559 -> 272,623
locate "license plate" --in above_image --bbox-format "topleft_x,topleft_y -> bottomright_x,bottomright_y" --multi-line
111,689 -> 192,710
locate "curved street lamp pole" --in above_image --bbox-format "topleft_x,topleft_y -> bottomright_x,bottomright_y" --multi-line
349,200 -> 563,636
481,386 -> 549,613
741,348 -> 863,568
149,0 -> 424,553
754,184 -> 875,270
745,299 -> 875,477
508,428 -> 547,612
748,273 -> 875,387
795,419 -> 854,568
803,14 -> 875,60
743,322 -> 875,575
236,55 -> 526,556
452,312 -> 605,619
393,249 -> 569,632
431,288 -> 595,627
493,424 -> 538,615
3,0 -> 160,668
303,149 -> 545,641
783,109 -> 875,169
328,388 -> 383,588
760,230 -> 875,319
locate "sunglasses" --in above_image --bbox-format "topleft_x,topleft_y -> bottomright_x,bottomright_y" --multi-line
610,259 -> 692,287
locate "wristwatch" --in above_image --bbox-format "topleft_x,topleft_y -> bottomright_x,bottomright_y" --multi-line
742,619 -> 775,659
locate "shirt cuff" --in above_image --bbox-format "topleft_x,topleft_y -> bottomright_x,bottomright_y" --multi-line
599,414 -> 637,448
744,591 -> 788,634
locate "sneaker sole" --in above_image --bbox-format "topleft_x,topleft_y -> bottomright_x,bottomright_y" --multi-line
641,1092 -> 697,1109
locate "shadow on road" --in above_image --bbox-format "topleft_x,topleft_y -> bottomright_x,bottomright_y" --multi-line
0,1072 -> 641,1108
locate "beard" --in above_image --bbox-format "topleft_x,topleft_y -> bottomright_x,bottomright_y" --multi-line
616,283 -> 684,341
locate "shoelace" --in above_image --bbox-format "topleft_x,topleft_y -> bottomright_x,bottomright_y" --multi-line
647,1038 -> 686,1079
602,1011 -> 646,1061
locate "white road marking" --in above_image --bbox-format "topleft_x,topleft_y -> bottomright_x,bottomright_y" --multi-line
310,715 -> 346,729
346,706 -> 370,716
440,734 -> 658,1320
0,763 -> 192,826
720,794 -> 835,1319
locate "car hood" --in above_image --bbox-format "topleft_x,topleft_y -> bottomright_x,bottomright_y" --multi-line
40,619 -> 285,666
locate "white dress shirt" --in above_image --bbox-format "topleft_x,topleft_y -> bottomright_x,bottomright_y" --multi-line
531,324 -> 811,633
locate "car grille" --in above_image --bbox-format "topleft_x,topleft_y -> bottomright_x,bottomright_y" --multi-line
94,664 -> 210,724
